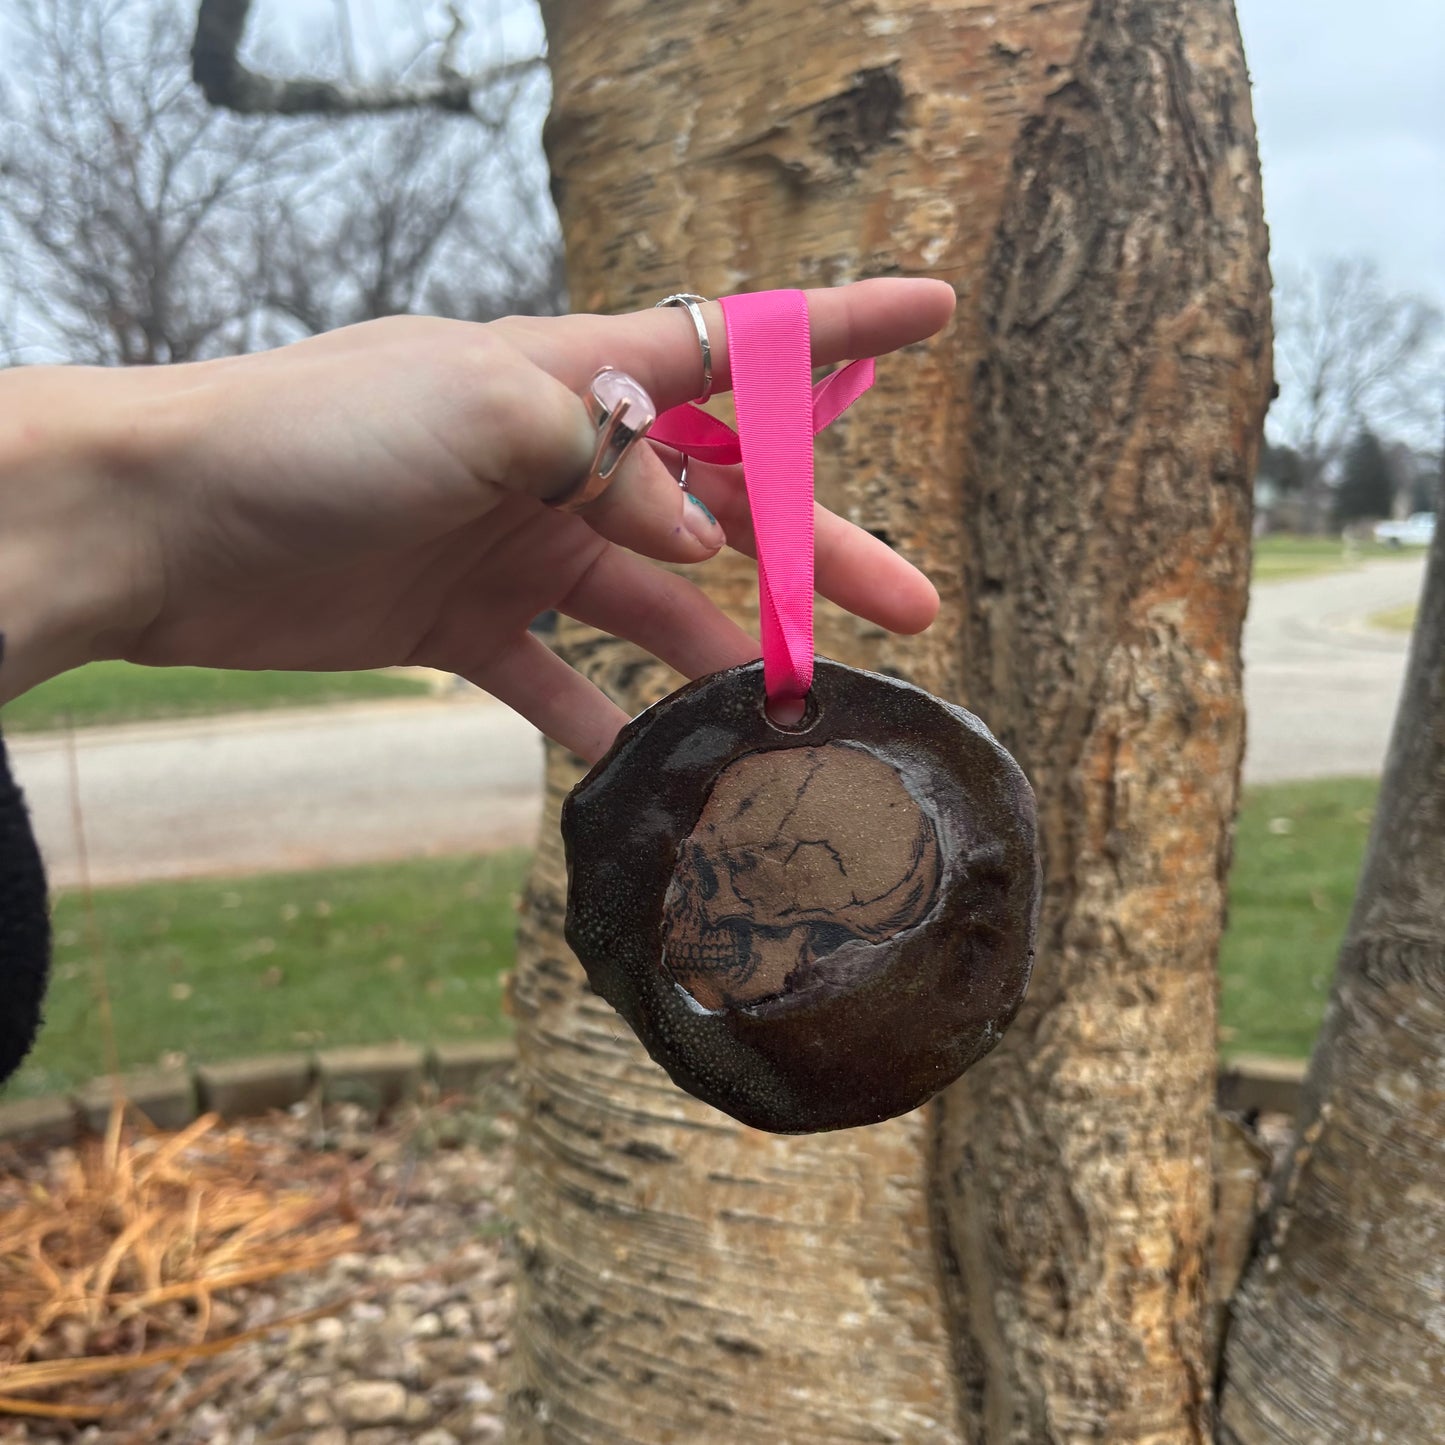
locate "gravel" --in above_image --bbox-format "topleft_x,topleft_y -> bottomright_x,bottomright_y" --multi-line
0,1085 -> 520,1445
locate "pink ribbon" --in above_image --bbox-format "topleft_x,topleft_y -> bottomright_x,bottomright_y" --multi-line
650,290 -> 875,706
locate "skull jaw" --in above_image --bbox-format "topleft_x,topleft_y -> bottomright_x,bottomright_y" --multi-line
662,913 -> 882,1013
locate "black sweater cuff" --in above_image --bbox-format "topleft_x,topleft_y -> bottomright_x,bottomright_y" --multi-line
0,718 -> 51,1088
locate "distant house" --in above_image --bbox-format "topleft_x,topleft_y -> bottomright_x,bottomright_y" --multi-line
1253,444 -> 1305,535
1383,440 -> 1440,519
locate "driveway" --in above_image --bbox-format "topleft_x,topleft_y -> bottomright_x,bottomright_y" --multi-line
1242,556 -> 1426,785
5,556 -> 1427,888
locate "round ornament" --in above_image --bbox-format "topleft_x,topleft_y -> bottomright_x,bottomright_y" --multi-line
562,657 -> 1040,1133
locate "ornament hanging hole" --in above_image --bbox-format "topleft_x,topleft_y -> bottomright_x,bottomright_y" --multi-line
764,690 -> 818,733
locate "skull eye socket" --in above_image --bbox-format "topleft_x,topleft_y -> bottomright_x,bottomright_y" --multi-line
691,851 -> 719,902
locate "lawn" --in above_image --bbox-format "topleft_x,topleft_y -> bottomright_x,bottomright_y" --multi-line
8,850 -> 530,1099
1,661 -> 431,733
1218,776 -> 1377,1059
4,779 -> 1376,1099
1367,603 -> 1418,633
1252,534 -> 1417,584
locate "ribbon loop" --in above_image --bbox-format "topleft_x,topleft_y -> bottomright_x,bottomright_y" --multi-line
650,359 -> 875,468
651,294 -> 875,706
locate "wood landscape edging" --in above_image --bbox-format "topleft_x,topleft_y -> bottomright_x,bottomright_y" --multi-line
0,1038 -> 517,1149
0,1045 -> 1307,1149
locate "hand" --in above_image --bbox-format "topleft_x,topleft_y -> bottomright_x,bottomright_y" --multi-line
0,280 -> 955,761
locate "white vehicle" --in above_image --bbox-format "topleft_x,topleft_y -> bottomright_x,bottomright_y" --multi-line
1374,512 -> 1437,548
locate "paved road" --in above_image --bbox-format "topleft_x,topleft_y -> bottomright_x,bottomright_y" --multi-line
1242,556 -> 1425,785
8,695 -> 542,889
5,557 -> 1427,886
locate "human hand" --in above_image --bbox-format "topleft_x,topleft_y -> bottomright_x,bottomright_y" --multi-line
0,280 -> 954,761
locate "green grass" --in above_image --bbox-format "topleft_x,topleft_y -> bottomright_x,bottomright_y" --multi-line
1367,603 -> 1418,633
2,779 -> 1379,1100
6,850 -> 530,1099
0,661 -> 431,734
1218,777 -> 1377,1059
1252,534 -> 1411,584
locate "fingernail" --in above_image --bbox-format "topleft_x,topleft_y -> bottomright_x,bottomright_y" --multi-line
683,492 -> 723,546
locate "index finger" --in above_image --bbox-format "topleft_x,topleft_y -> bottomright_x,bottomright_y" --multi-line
495,278 -> 957,412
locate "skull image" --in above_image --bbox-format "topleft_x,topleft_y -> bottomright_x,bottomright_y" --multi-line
661,743 -> 941,1010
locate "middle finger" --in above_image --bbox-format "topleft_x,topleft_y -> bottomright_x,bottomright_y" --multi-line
682,460 -> 940,636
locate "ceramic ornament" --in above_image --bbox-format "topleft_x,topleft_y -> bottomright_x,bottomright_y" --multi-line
562,659 -> 1039,1133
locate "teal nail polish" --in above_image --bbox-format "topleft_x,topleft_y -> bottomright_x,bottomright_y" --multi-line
686,493 -> 717,526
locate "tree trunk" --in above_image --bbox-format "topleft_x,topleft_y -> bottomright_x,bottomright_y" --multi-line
515,2 -> 1270,1440
512,729 -> 957,1443
1218,497 -> 1445,1440
934,3 -> 1271,1439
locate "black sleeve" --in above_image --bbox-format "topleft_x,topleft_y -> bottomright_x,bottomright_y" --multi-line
0,714 -> 51,1088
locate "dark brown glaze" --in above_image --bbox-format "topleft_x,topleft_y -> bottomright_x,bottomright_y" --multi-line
562,658 -> 1041,1134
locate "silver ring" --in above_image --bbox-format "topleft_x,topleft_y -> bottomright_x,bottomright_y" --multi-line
648,441 -> 690,493
655,292 -> 713,403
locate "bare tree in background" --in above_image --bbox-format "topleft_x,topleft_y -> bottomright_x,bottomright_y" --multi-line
0,0 -> 301,363
0,0 -> 562,365
1270,258 -> 1443,532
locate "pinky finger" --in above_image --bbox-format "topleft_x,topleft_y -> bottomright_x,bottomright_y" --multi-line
466,631 -> 627,765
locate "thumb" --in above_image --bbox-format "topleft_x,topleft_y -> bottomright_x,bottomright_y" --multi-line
472,349 -> 599,503
477,354 -> 727,563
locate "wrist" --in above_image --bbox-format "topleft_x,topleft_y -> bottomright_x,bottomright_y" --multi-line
0,366 -> 163,705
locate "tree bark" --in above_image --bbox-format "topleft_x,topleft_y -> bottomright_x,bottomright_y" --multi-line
1218,497 -> 1445,1440
517,2 -> 1270,1440
513,725 -> 957,1442
934,4 -> 1271,1439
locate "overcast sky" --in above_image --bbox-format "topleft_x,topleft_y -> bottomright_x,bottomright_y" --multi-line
1237,0 -> 1445,307
290,0 -> 1444,308
7,0 -> 1441,309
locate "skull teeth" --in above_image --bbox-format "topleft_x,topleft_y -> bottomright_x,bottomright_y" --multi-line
665,924 -> 756,985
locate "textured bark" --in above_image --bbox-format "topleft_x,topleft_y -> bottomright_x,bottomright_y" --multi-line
517,1 -> 1270,1440
1208,1116 -> 1271,1375
1219,492 -> 1445,1442
934,4 -> 1272,1439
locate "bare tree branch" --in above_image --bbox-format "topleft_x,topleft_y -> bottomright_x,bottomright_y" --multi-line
190,0 -> 543,118
1269,258 -> 1443,530
0,0 -> 564,365
1272,260 -> 1442,455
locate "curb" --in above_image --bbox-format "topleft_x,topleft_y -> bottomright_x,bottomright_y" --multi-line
1217,1052 -> 1308,1118
0,1044 -> 1308,1151
0,1038 -> 516,1150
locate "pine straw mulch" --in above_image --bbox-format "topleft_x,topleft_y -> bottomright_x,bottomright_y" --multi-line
0,1097 -> 461,1432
